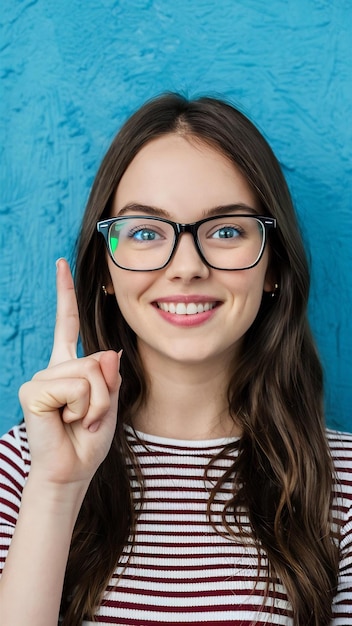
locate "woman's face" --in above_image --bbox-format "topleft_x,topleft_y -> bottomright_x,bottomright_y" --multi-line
106,134 -> 273,370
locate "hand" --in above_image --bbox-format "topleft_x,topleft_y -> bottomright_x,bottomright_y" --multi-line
19,259 -> 121,487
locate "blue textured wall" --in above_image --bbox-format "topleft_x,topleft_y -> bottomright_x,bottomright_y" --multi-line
1,1 -> 351,435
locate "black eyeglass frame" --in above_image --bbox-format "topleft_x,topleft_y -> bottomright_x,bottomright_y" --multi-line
96,214 -> 277,271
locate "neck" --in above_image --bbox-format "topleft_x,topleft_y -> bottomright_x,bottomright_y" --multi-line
132,350 -> 242,440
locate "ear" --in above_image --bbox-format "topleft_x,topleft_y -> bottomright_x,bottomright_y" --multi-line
105,281 -> 115,295
263,266 -> 277,294
103,261 -> 115,295
102,281 -> 115,296
102,271 -> 115,295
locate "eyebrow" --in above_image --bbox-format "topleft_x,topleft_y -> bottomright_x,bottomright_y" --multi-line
116,202 -> 259,219
117,203 -> 171,218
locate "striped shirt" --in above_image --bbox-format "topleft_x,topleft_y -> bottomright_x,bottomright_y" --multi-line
1,423 -> 352,625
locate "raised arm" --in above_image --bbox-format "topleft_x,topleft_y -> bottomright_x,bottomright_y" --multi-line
0,259 -> 121,626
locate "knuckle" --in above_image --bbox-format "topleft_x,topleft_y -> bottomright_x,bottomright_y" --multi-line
18,381 -> 48,415
32,368 -> 47,381
93,390 -> 110,411
18,381 -> 31,403
83,356 -> 100,375
74,377 -> 90,396
91,394 -> 111,420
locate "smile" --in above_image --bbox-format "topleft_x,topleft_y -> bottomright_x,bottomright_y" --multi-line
156,302 -> 217,315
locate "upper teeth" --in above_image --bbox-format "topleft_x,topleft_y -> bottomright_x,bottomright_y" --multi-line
157,302 -> 215,315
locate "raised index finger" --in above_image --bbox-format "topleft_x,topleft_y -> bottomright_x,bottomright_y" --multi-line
49,258 -> 80,367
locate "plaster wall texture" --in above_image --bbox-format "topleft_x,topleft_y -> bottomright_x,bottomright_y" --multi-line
0,0 -> 351,435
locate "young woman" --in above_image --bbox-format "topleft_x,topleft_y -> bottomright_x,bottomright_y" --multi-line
0,94 -> 351,626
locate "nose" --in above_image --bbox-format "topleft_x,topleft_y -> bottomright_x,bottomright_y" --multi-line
164,232 -> 210,281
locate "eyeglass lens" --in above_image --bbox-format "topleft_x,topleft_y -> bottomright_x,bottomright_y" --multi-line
107,216 -> 265,270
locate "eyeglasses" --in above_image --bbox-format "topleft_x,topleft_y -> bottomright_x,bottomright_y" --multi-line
96,214 -> 276,271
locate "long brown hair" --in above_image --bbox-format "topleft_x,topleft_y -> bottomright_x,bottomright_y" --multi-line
61,94 -> 339,624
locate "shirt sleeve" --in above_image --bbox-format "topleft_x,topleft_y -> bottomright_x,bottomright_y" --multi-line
0,423 -> 31,576
332,507 -> 352,624
330,430 -> 352,624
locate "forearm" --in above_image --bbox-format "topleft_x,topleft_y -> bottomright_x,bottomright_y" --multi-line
0,474 -> 88,626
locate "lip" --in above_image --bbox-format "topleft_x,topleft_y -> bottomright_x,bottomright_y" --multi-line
152,296 -> 221,327
152,295 -> 219,304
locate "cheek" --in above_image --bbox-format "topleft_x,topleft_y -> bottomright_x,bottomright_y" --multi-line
224,268 -> 269,327
112,285 -> 140,335
226,266 -> 268,298
109,270 -> 155,314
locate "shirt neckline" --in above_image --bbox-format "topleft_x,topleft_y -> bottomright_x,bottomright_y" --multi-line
125,424 -> 240,449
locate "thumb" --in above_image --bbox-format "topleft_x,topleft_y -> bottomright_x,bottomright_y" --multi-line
81,350 -> 122,433
98,350 -> 122,393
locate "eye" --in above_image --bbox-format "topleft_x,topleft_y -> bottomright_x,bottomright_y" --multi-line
128,226 -> 162,241
211,225 -> 243,239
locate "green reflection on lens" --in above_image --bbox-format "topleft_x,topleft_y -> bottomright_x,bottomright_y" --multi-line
110,237 -> 118,253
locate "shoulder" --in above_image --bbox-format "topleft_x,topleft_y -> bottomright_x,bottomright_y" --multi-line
326,429 -> 352,525
326,428 -> 352,468
0,422 -> 31,480
0,423 -> 31,557
326,428 -> 352,489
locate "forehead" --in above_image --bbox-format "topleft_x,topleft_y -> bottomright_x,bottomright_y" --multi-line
112,134 -> 259,221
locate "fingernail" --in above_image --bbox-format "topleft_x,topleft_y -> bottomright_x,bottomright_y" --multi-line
118,349 -> 123,358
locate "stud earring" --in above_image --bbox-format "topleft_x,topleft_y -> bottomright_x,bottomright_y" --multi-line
271,283 -> 279,298
102,285 -> 108,296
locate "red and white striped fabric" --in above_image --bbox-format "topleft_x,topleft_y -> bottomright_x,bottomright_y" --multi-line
1,423 -> 352,625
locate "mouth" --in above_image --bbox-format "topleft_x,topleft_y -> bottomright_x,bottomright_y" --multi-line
155,301 -> 218,315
